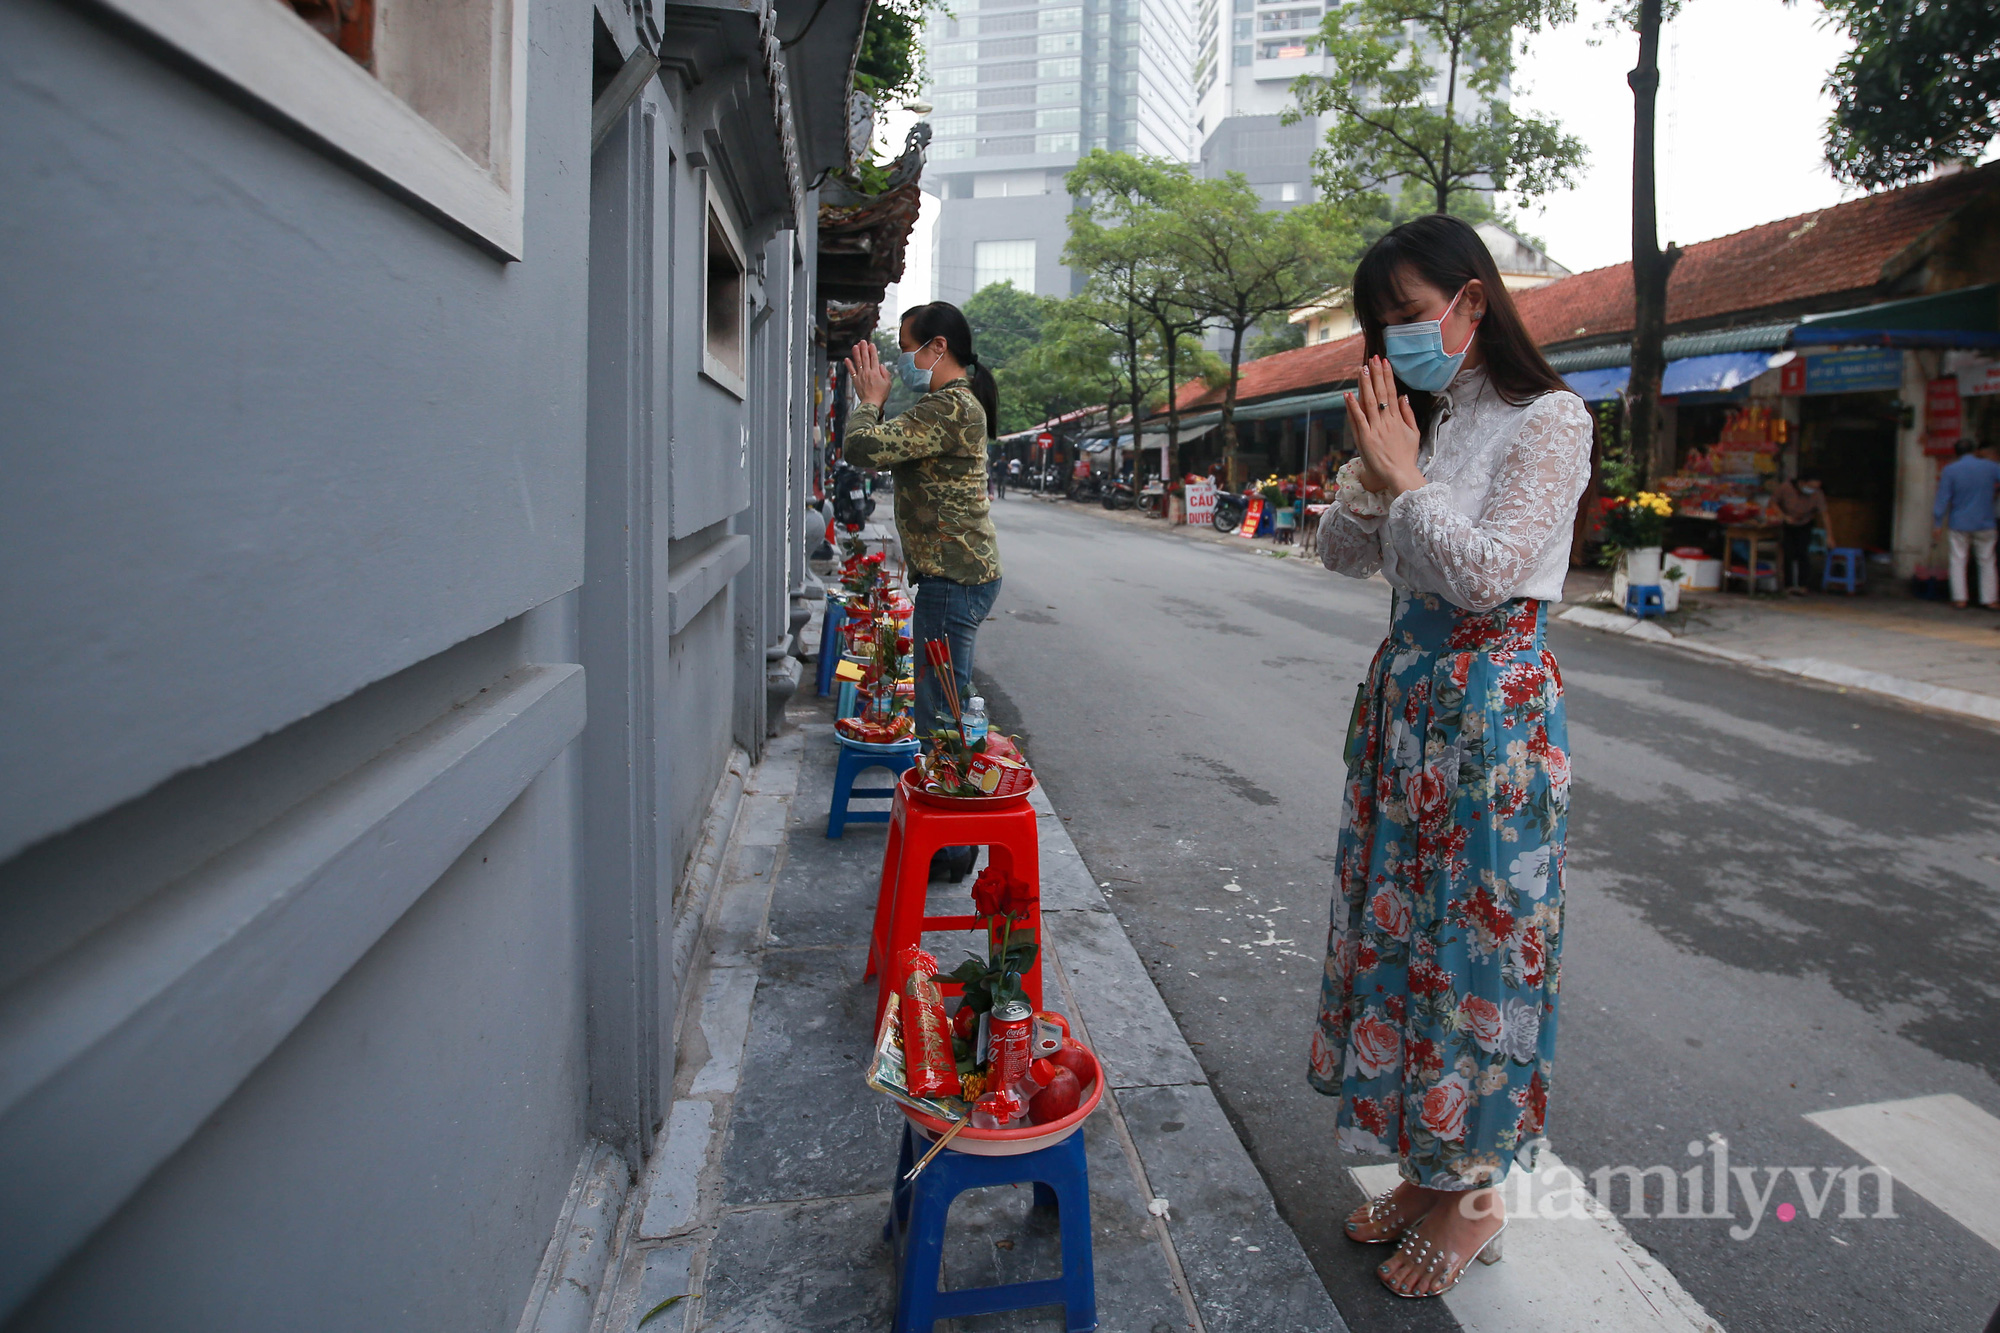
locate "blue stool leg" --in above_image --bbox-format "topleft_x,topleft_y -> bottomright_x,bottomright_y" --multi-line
893,1144 -> 953,1333
1048,1132 -> 1097,1333
827,747 -> 860,839
816,600 -> 844,696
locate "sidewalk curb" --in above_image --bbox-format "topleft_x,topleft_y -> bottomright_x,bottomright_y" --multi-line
598,713 -> 1350,1333
1556,604 -> 2000,727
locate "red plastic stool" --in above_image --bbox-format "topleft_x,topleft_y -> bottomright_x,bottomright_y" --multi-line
866,775 -> 1043,1028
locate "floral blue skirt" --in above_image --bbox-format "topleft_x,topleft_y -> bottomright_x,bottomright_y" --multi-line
1309,592 -> 1568,1189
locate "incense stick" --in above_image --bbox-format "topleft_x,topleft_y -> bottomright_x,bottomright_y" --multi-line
904,1115 -> 972,1181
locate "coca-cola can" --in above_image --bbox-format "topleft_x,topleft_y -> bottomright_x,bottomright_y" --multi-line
989,998 -> 1034,1096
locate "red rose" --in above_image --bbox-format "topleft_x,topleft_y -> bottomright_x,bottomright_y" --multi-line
1356,942 -> 1380,975
1408,765 -> 1453,830
1460,995 -> 1503,1051
1420,1075 -> 1473,1142
971,865 -> 1035,919
1448,653 -> 1471,689
1369,888 -> 1413,941
1499,663 -> 1545,708
1409,958 -> 1452,996
1352,1096 -> 1389,1136
1349,1012 -> 1402,1077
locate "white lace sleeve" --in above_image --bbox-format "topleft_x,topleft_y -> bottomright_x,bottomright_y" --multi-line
1382,393 -> 1593,611
1317,502 -> 1384,578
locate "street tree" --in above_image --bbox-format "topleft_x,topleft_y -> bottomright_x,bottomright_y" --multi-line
1065,152 -> 1211,475
1625,0 -> 1679,483
1170,177 -> 1356,479
1806,0 -> 2000,189
962,282 -> 1058,434
1285,0 -> 1586,216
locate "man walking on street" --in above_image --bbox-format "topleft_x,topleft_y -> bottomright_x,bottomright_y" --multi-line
1934,438 -> 2000,610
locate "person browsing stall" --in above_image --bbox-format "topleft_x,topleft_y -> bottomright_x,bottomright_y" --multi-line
1773,472 -> 1835,596
1933,438 -> 2000,610
842,303 -> 1004,738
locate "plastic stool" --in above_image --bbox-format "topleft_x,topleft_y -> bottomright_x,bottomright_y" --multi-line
866,783 -> 1043,1027
885,1121 -> 1095,1333
1822,547 -> 1865,594
827,739 -> 920,838
1624,583 -> 1666,619
816,596 -> 846,697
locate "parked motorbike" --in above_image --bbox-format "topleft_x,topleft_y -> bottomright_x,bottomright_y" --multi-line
1210,488 -> 1248,532
1066,470 -> 1104,502
1101,479 -> 1136,510
830,462 -> 876,531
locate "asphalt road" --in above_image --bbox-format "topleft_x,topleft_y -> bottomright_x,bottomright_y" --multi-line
973,496 -> 2000,1333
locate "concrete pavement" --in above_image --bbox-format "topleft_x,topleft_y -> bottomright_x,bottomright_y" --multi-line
592,696 -> 1348,1333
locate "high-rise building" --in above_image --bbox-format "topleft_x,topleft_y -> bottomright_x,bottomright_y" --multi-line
926,0 -> 1196,304
1193,4 -> 1506,210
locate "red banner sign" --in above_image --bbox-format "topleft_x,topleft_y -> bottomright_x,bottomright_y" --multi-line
1926,376 -> 1963,458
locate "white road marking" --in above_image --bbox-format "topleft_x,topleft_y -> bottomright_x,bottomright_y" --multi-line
1351,1155 -> 1723,1333
1806,1093 -> 2000,1251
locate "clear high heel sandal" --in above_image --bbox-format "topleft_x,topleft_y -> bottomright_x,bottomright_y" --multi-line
1343,1188 -> 1427,1245
1377,1219 -> 1506,1298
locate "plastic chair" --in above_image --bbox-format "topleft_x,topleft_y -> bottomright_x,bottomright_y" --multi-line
1822,547 -> 1865,595
866,783 -> 1043,1027
827,739 -> 920,839
1624,584 -> 1666,619
815,596 -> 846,697
884,1121 -> 1096,1333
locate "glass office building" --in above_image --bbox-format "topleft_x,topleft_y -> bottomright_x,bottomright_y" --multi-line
925,0 -> 1195,304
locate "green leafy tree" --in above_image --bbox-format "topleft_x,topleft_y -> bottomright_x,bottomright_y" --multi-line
963,282 -> 1060,434
1066,152 -> 1215,476
1167,179 -> 1357,478
1805,0 -> 2000,189
1285,0 -> 1586,216
851,0 -> 934,102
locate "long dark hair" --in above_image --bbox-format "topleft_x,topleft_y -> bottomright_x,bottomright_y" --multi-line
902,301 -> 999,439
1351,214 -> 1569,435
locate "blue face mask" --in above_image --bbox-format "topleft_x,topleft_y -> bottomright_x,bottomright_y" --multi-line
895,343 -> 941,392
1382,286 -> 1477,393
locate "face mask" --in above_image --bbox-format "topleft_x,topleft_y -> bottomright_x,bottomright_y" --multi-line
895,343 -> 941,392
1382,286 -> 1477,393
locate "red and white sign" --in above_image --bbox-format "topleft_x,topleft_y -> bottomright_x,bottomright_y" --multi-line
1037,432 -> 1054,450
1184,478 -> 1217,526
1779,358 -> 1806,396
1958,357 -> 2000,398
1237,496 -> 1265,538
1926,376 -> 1963,459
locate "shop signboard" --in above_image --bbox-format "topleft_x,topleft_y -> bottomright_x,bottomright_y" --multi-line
1925,376 -> 1962,458
1237,496 -> 1265,537
1184,478 -> 1216,526
1957,357 -> 2000,397
1780,347 -> 1905,396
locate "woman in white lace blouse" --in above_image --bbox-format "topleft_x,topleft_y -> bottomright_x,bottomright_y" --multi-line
1309,215 -> 1592,1299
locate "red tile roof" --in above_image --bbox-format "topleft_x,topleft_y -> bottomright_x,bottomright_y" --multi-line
1167,163 -> 1999,414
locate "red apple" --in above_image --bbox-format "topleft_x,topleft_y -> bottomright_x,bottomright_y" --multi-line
1050,1039 -> 1094,1087
1028,1066 -> 1081,1124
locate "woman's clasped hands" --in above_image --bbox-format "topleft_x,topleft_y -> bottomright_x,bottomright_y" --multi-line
1343,355 -> 1426,499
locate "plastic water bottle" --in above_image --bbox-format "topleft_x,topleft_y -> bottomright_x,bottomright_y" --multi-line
962,696 -> 989,745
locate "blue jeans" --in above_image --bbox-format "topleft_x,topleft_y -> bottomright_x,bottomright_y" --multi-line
911,576 -> 1001,737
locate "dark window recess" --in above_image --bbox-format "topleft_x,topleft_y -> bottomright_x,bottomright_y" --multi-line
980,86 -> 1036,106
289,0 -> 374,67
979,135 -> 1036,154
706,207 -> 746,382
982,61 -> 1037,81
982,37 -> 1036,57
980,110 -> 1037,132
982,12 -> 1037,32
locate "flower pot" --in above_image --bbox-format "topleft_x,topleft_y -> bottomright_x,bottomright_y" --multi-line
1624,546 -> 1663,586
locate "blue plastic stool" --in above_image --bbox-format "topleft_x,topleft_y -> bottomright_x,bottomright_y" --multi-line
826,738 -> 919,838
884,1121 -> 1096,1333
816,596 -> 846,697
1822,547 -> 1865,594
1625,583 -> 1666,619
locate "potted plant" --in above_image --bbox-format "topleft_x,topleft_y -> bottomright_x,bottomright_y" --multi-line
1597,490 -> 1674,587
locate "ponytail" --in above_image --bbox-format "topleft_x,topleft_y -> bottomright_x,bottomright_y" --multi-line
901,301 -> 999,439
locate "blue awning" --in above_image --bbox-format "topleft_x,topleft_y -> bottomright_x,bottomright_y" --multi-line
1564,366 -> 1629,402
1793,283 -> 2000,349
1660,351 -> 1771,395
1564,350 -> 1774,403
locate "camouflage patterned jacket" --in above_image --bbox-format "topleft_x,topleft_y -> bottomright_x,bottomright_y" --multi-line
844,378 -> 1002,585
